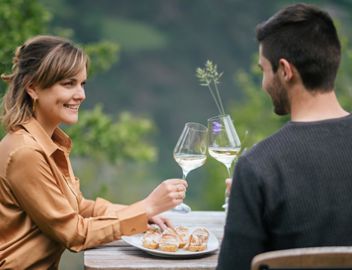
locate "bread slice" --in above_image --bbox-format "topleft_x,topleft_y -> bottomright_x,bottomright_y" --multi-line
142,231 -> 161,249
185,227 -> 209,252
159,233 -> 179,252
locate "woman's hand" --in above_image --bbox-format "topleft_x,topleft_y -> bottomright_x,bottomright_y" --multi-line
142,179 -> 188,218
148,215 -> 173,230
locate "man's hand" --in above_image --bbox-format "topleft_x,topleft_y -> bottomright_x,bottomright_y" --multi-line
225,178 -> 232,196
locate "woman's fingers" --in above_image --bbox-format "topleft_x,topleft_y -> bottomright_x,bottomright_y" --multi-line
149,215 -> 173,230
143,178 -> 188,217
176,191 -> 185,200
175,184 -> 186,192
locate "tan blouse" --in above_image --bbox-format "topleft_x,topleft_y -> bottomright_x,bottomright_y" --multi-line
0,118 -> 148,269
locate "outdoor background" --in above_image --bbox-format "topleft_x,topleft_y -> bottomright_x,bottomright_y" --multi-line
1,0 -> 352,268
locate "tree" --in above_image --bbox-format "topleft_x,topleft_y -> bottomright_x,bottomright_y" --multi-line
0,0 -> 156,164
0,0 -> 49,93
66,105 -> 156,163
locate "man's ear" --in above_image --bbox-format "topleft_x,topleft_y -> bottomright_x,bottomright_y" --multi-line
278,58 -> 294,81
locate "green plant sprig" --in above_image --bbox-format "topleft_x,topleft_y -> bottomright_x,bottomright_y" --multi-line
196,60 -> 225,115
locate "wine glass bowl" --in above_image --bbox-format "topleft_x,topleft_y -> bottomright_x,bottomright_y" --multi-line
173,153 -> 207,178
207,114 -> 241,209
173,122 -> 208,213
208,146 -> 241,174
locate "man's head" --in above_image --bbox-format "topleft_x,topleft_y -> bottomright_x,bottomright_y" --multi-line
256,3 -> 341,92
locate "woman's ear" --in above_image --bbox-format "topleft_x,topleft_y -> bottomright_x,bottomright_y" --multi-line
26,84 -> 38,100
278,58 -> 294,81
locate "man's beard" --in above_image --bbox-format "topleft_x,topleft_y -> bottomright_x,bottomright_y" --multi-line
267,75 -> 290,116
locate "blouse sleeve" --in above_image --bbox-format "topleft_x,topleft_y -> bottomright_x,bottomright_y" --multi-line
74,178 -> 127,218
6,147 -> 148,252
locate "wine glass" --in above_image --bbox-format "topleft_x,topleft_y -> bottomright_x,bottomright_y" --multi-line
207,114 -> 241,209
173,122 -> 208,213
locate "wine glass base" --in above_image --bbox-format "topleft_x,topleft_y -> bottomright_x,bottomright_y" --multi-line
222,196 -> 229,211
172,203 -> 191,213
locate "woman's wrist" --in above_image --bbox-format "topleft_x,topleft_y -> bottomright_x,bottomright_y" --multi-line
142,198 -> 155,218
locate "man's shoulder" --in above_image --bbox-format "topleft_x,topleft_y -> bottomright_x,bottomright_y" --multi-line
244,126 -> 290,160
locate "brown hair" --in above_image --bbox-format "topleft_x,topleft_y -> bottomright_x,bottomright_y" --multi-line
0,35 -> 89,132
256,3 -> 341,92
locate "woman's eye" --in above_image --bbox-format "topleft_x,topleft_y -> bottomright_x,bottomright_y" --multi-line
62,81 -> 75,87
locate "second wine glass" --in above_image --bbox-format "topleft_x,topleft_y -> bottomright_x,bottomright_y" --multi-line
208,114 -> 241,209
173,122 -> 208,213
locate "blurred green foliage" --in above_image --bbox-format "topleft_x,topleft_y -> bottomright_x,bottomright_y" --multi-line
101,17 -> 168,52
0,0 -> 156,166
66,105 -> 156,163
83,42 -> 120,77
0,0 -> 49,93
230,57 -> 288,148
336,25 -> 352,111
0,0 -> 120,88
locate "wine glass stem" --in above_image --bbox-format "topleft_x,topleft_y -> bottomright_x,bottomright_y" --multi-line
223,165 -> 231,209
225,165 -> 231,178
173,170 -> 191,213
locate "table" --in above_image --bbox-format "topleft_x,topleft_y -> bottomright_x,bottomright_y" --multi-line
84,211 -> 226,270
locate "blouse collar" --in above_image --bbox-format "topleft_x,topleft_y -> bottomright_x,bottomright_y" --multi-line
21,118 -> 72,156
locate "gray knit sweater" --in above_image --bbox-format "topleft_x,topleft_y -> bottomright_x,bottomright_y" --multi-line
217,114 -> 352,270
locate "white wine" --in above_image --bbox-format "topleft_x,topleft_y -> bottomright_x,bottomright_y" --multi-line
208,146 -> 241,167
174,153 -> 207,175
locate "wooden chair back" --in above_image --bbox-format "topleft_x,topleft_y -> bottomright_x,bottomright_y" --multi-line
251,247 -> 352,270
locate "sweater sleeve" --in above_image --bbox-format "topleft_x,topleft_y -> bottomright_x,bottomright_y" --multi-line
217,155 -> 268,270
6,147 -> 148,252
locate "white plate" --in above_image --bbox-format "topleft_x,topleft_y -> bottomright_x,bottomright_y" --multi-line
122,228 -> 219,258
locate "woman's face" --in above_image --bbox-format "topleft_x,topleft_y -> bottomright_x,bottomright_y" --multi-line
33,67 -> 87,135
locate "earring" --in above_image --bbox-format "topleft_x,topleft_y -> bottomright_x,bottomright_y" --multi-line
32,98 -> 37,114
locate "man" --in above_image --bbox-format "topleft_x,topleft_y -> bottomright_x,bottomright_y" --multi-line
217,3 -> 352,270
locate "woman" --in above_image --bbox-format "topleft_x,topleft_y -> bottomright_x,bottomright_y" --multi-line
0,35 -> 187,269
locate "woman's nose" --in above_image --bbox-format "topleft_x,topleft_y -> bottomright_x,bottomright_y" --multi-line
74,86 -> 86,100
